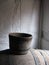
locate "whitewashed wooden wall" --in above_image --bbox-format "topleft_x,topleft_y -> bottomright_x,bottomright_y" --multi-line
0,0 -> 40,50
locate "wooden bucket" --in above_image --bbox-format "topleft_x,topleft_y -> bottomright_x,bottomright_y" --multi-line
9,33 -> 32,55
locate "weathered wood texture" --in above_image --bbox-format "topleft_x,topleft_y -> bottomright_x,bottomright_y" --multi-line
0,0 -> 40,50
0,49 -> 49,65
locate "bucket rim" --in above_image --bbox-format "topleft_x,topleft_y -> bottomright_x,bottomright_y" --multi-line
9,32 -> 32,39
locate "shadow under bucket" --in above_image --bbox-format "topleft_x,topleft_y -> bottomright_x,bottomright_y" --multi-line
9,33 -> 32,55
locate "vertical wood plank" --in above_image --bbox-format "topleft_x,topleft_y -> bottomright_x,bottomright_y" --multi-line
12,0 -> 20,32
21,0 -> 34,33
0,0 -> 16,50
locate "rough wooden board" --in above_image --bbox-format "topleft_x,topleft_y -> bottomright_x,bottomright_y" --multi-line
39,50 -> 49,65
30,49 -> 45,65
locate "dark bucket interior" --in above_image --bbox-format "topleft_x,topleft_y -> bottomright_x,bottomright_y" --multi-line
9,33 -> 32,38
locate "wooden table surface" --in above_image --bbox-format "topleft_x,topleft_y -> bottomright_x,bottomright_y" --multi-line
0,49 -> 35,65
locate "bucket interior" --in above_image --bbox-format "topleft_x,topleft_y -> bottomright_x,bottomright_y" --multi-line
9,33 -> 32,38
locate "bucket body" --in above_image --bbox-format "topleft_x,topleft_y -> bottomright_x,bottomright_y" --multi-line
9,33 -> 32,54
